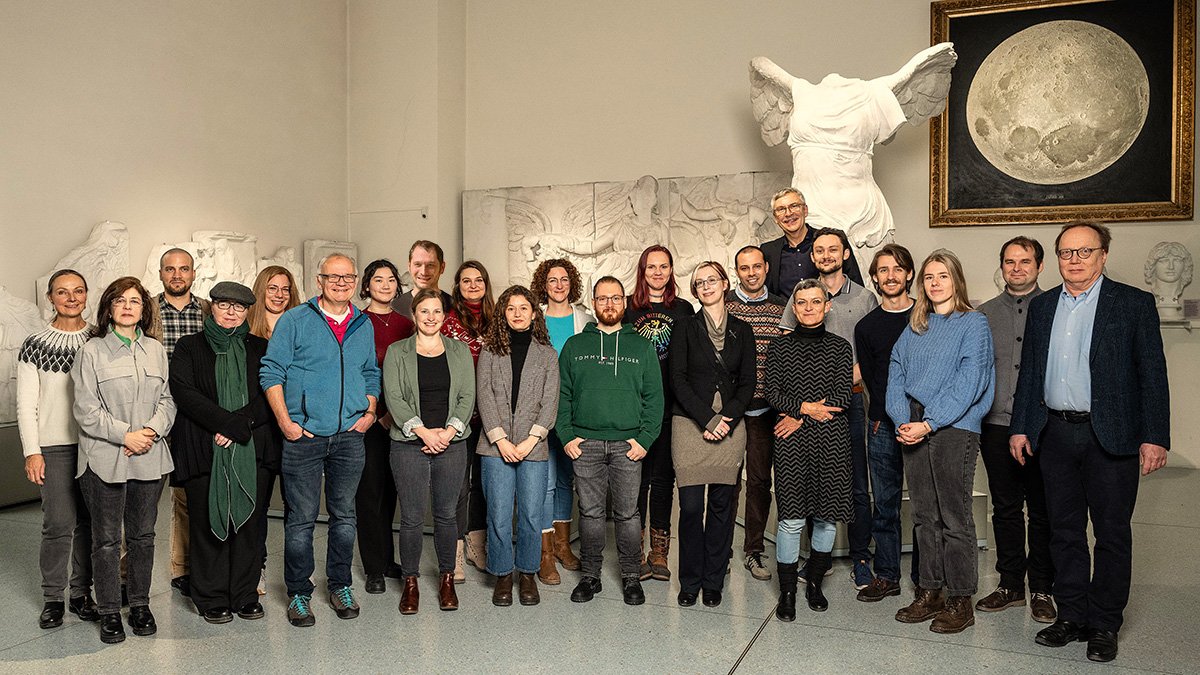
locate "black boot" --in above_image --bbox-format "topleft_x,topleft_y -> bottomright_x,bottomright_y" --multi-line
806,551 -> 831,612
776,562 -> 798,622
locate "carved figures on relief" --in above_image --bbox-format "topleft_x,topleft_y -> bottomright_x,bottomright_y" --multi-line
303,240 -> 359,300
141,231 -> 259,300
0,287 -> 47,423
1144,242 -> 1193,322
749,43 -> 957,270
35,221 -> 129,325
257,246 -> 306,300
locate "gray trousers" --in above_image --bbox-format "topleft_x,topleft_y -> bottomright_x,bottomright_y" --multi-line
904,424 -> 980,596
573,439 -> 642,580
392,440 -> 468,577
79,469 -> 164,614
39,445 -> 92,601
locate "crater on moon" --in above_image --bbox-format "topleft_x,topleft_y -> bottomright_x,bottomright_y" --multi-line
966,20 -> 1149,185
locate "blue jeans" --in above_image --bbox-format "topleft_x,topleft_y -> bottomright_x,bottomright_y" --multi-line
282,431 -> 365,597
776,517 -> 836,564
482,455 -> 548,575
868,418 -> 921,584
847,392 -> 872,562
542,430 -> 576,530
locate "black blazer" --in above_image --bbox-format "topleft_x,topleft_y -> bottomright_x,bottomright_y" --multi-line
1011,278 -> 1170,456
668,309 -> 757,432
168,331 -> 280,484
761,231 -> 864,298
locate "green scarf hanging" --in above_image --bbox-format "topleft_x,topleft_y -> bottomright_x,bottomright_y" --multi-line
203,315 -> 257,541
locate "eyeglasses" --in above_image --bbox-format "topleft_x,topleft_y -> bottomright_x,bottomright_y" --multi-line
772,203 -> 806,216
594,295 -> 625,305
693,277 -> 723,290
215,300 -> 248,313
319,273 -> 358,284
266,285 -> 290,295
1056,247 -> 1099,261
113,297 -> 142,307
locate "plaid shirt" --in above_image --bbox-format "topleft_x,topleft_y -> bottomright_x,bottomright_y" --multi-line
156,293 -> 206,358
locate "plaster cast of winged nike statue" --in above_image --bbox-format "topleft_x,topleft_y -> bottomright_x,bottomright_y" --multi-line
750,43 -> 957,264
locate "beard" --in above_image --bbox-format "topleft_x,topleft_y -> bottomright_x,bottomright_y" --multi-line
596,307 -> 623,326
163,283 -> 191,298
814,259 -> 843,275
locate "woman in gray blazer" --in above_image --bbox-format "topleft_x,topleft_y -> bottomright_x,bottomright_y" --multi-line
476,286 -> 559,607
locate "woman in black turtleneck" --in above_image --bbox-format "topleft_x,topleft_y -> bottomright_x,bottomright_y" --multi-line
474,286 -> 560,607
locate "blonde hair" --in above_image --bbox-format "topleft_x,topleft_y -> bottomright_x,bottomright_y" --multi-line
911,249 -> 973,334
248,266 -> 300,338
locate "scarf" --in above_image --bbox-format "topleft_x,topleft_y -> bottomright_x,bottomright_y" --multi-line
702,307 -> 727,412
202,315 -> 256,541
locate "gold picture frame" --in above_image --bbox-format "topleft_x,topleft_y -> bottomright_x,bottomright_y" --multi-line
929,0 -> 1195,226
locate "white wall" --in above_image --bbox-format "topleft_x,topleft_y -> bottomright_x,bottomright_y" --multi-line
0,0 -> 349,302
461,0 -> 1199,467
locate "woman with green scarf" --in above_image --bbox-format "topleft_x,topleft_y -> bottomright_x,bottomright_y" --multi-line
169,282 -> 279,625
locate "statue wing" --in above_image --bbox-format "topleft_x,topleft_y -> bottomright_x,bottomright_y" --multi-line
877,42 -> 957,127
749,57 -> 795,147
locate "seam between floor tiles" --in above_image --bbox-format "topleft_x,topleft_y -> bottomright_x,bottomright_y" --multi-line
727,606 -> 775,674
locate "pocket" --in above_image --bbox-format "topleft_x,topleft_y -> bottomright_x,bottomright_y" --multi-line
95,365 -> 134,403
140,364 -> 166,403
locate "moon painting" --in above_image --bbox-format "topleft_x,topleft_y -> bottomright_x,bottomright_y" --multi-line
966,20 -> 1149,185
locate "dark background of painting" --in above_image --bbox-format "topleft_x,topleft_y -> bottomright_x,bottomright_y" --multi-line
946,0 -> 1176,209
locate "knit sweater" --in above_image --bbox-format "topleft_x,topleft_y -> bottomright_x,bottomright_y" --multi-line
16,325 -> 91,456
886,311 -> 995,433
724,289 -> 785,410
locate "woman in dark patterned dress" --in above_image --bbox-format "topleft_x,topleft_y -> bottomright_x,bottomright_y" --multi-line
766,278 -> 853,621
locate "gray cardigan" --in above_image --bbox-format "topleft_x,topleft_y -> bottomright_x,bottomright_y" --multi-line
71,330 -> 176,482
382,334 -> 475,443
474,340 -> 559,461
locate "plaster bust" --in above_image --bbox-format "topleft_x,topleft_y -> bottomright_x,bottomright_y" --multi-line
1143,241 -> 1192,321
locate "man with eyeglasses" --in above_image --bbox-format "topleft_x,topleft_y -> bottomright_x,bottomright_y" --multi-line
1010,222 -> 1169,663
260,253 -> 381,627
760,188 -> 864,299
153,248 -> 210,601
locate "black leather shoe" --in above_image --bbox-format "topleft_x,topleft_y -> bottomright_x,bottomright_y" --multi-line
1035,619 -> 1089,647
237,601 -> 265,620
702,588 -> 722,607
384,563 -> 404,579
677,590 -> 698,607
622,578 -> 645,606
202,607 -> 233,624
171,575 -> 191,598
39,602 -> 64,629
69,594 -> 100,622
570,576 -> 602,603
127,606 -> 157,636
99,613 -> 125,644
365,574 -> 387,594
1087,629 -> 1119,662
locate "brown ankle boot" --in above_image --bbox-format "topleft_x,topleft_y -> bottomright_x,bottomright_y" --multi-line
438,572 -> 459,611
492,574 -> 513,607
552,521 -> 581,571
539,531 -> 561,585
399,577 -> 419,615
518,573 -> 540,606
931,595 -> 975,634
895,586 -> 944,623
647,527 -> 671,581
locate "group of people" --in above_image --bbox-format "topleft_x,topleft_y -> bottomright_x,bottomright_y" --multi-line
18,188 -> 1169,665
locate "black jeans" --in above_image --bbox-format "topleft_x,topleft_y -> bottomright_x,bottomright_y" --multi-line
393,440 -> 468,576
846,392 -> 872,561
78,469 -> 164,615
356,424 -> 399,576
456,426 -> 487,535
739,413 -> 774,555
678,483 -> 736,593
38,444 -> 92,601
980,423 -> 1054,593
183,466 -> 271,612
637,421 -> 673,533
1039,415 -> 1139,632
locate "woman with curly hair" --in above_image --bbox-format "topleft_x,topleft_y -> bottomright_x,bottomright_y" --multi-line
528,258 -> 593,581
475,285 -> 559,606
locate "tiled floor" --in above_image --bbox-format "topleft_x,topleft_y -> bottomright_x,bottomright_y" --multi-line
0,467 -> 1196,674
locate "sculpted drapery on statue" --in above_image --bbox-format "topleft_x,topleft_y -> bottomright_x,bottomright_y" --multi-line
750,44 -> 957,256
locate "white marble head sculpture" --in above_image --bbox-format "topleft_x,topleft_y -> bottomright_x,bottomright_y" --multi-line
1143,241 -> 1192,309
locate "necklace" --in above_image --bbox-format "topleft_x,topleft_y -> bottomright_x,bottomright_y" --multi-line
368,309 -> 392,327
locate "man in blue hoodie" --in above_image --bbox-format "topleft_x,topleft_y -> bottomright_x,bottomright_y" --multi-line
557,276 -> 663,607
260,253 -> 381,627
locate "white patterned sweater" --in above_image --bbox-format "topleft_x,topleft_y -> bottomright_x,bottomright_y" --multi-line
17,326 -> 91,456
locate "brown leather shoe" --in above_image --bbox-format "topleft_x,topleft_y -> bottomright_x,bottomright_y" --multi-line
930,595 -> 975,634
399,577 -> 419,615
895,586 -> 944,623
538,532 -> 560,585
857,577 -> 902,602
975,586 -> 1025,612
492,574 -> 513,607
518,573 -> 540,606
647,528 -> 671,581
1030,592 -> 1057,624
439,572 -> 459,611
552,521 -> 581,571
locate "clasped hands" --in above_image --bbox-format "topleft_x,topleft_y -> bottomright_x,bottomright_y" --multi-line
497,436 -> 539,463
415,426 -> 457,455
123,427 -> 158,457
703,417 -> 735,442
896,421 -> 932,446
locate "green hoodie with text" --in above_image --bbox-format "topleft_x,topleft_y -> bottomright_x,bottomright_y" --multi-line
556,322 -> 663,449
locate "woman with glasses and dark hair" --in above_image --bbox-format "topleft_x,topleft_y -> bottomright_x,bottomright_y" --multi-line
355,259 -> 414,593
72,276 -> 176,644
169,282 -> 277,625
668,262 -> 755,608
888,249 -> 994,635
19,269 -> 100,629
475,285 -> 559,606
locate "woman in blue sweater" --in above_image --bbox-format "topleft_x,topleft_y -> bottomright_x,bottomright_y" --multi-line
886,249 -> 994,635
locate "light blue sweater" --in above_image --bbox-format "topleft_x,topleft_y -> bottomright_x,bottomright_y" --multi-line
886,311 -> 995,433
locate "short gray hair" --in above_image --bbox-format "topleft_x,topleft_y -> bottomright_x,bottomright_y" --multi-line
790,278 -> 826,300
771,187 -> 806,205
317,252 -> 356,274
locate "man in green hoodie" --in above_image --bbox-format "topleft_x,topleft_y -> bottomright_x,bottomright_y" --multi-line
557,276 -> 664,606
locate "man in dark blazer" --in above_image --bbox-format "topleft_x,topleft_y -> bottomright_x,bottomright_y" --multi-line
760,187 -> 863,298
1010,222 -> 1169,664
